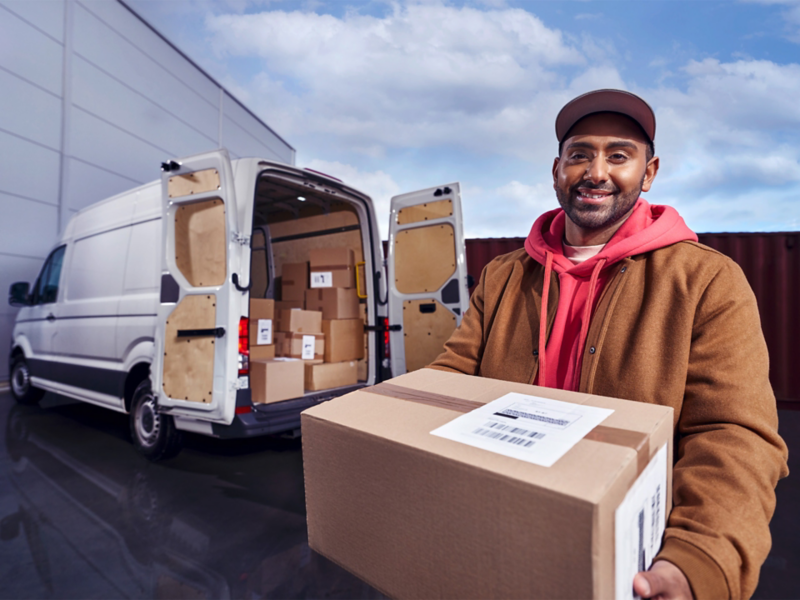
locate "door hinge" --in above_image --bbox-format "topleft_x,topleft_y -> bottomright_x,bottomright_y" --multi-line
233,232 -> 251,246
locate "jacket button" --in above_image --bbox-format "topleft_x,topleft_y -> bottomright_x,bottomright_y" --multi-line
589,346 -> 596,354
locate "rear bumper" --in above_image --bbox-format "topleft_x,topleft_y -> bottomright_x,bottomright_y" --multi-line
211,385 -> 366,439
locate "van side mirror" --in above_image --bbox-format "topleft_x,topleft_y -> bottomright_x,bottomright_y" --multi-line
8,282 -> 31,307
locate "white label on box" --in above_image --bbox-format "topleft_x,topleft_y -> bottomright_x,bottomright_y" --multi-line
430,392 -> 613,467
301,335 -> 316,359
256,319 -> 272,345
310,272 -> 333,288
614,444 -> 668,600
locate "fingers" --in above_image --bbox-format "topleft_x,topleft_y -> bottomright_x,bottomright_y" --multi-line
633,570 -> 657,598
633,560 -> 692,600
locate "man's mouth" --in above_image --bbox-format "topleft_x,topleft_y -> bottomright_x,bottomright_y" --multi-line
574,188 -> 615,205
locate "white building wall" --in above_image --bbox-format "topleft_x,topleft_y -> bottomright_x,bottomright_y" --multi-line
0,0 -> 295,381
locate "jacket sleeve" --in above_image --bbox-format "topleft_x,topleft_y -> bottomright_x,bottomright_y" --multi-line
426,265 -> 488,375
655,259 -> 789,599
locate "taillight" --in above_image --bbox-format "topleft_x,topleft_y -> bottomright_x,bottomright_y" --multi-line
382,317 -> 391,359
238,317 -> 249,375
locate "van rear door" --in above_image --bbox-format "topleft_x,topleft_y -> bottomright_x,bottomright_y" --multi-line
387,184 -> 469,375
151,150 -> 241,424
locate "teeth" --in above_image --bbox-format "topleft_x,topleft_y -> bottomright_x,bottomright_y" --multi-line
581,193 -> 608,199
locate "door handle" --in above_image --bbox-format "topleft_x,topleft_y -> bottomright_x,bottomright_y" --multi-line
177,327 -> 226,338
46,313 -> 56,322
232,273 -> 251,292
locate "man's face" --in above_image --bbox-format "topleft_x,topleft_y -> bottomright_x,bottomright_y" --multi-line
552,113 -> 658,235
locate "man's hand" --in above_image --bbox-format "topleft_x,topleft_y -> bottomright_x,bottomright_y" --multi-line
633,560 -> 693,600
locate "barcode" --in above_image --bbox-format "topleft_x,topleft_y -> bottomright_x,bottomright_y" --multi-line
472,420 -> 546,447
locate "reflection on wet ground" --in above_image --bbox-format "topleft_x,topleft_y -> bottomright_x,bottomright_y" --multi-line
0,390 -> 383,599
0,389 -> 797,599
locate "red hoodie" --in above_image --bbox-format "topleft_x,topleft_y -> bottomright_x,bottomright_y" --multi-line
524,198 -> 697,391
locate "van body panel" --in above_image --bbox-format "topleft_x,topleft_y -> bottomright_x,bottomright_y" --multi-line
151,149 -> 241,426
10,149 -> 442,451
387,183 -> 469,376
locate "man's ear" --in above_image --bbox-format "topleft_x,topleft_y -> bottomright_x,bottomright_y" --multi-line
641,156 -> 660,192
552,157 -> 560,189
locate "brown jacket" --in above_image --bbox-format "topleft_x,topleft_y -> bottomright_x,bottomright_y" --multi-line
429,243 -> 788,599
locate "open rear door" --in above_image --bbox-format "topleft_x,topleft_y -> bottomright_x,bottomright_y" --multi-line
151,150 -> 241,424
387,183 -> 469,375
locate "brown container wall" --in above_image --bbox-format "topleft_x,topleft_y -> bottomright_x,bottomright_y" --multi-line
384,234 -> 799,405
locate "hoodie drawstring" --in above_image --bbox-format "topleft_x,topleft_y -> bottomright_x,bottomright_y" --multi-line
572,258 -> 606,390
538,251 -> 553,388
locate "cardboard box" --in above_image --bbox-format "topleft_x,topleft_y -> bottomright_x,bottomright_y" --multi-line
278,309 -> 322,334
249,299 -> 276,359
305,361 -> 358,391
250,358 -> 303,404
276,300 -> 304,312
275,332 -> 325,360
356,359 -> 368,381
322,319 -> 364,363
309,247 -> 355,289
305,288 -> 360,320
250,344 -> 276,360
250,298 -> 275,320
302,369 -> 674,599
281,262 -> 309,302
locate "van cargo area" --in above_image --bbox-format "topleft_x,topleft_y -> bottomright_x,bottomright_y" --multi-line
247,171 -> 372,408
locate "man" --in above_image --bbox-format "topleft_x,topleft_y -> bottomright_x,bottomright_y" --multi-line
429,89 -> 788,599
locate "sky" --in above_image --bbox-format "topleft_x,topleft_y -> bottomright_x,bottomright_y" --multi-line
127,0 -> 800,238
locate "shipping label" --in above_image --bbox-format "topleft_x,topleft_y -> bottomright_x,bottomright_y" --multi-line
301,335 -> 316,360
256,319 -> 272,345
310,272 -> 333,288
614,444 -> 668,600
430,392 -> 613,467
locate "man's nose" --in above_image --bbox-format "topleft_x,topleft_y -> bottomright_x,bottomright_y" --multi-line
584,157 -> 609,184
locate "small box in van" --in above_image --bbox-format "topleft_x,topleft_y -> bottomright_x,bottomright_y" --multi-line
7,150 -> 470,460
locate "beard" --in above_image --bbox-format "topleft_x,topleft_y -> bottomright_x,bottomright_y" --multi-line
556,177 -> 643,231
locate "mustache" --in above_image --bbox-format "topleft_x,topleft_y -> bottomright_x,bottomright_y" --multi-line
570,182 -> 619,194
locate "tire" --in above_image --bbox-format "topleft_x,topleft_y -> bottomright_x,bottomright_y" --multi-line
9,356 -> 45,406
129,380 -> 182,461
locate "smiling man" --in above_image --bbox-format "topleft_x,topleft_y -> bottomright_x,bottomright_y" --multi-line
429,89 -> 788,599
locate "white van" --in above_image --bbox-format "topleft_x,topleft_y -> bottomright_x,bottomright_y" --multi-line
8,149 -> 469,460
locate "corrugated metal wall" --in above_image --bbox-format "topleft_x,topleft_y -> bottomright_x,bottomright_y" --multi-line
458,234 -> 799,406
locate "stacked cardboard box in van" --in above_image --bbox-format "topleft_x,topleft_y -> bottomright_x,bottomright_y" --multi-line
276,308 -> 325,360
249,299 -> 275,360
281,262 -> 309,304
297,247 -> 363,391
309,247 -> 355,289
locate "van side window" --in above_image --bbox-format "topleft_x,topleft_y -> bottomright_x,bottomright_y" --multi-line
32,246 -> 66,305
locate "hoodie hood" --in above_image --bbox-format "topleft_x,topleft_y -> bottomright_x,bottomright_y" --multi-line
524,198 -> 697,391
525,198 -> 698,274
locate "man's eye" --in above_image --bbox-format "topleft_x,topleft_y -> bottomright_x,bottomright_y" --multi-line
570,153 -> 587,160
609,153 -> 628,161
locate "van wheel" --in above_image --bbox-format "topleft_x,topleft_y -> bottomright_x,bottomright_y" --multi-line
130,380 -> 182,461
9,356 -> 45,405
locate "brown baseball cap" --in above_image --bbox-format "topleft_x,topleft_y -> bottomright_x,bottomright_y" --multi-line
555,89 -> 656,143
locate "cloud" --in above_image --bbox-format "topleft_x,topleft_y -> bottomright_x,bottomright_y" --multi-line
195,1 -> 800,235
205,2 -> 588,160
742,0 -> 800,42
